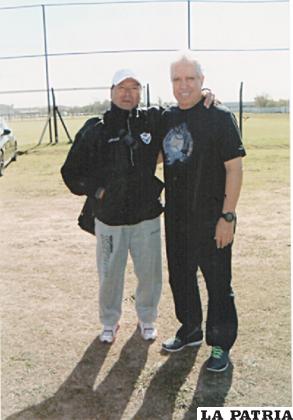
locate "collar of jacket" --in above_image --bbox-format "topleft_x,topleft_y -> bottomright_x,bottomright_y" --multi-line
104,102 -> 139,126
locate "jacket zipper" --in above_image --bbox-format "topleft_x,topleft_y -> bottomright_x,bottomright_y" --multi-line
127,112 -> 135,167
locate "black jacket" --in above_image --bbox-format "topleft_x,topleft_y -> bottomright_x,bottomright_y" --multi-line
61,103 -> 164,232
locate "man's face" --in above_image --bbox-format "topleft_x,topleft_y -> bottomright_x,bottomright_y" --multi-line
111,78 -> 141,111
171,61 -> 204,110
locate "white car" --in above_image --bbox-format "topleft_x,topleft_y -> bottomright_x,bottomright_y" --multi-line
0,120 -> 17,176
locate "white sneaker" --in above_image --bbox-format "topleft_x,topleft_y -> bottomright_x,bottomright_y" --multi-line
99,324 -> 119,344
139,322 -> 157,341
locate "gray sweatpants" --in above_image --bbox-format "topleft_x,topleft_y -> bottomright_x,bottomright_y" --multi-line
95,216 -> 162,327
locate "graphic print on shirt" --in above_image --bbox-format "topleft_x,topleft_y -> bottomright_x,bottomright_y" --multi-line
163,122 -> 193,165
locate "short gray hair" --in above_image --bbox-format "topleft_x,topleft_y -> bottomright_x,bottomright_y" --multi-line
170,52 -> 203,80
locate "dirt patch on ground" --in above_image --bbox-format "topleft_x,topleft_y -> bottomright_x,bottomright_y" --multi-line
1,141 -> 291,419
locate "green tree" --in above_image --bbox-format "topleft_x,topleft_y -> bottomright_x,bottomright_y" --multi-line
254,94 -> 289,108
254,94 -> 274,107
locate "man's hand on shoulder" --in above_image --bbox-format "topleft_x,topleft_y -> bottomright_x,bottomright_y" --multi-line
201,88 -> 221,109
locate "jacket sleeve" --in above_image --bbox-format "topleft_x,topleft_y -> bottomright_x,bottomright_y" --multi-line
145,106 -> 165,158
147,106 -> 164,132
60,118 -> 105,197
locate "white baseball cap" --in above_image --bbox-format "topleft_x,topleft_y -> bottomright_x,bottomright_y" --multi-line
111,68 -> 142,87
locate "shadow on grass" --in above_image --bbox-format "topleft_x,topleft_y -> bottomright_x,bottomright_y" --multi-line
183,361 -> 234,420
6,338 -> 233,420
132,347 -> 200,419
6,329 -> 151,420
132,350 -> 233,419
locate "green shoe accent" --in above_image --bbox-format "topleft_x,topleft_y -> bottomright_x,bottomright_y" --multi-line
211,346 -> 225,359
207,346 -> 230,372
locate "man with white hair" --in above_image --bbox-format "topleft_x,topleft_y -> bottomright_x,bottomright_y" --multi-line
61,67 -> 214,344
161,55 -> 246,372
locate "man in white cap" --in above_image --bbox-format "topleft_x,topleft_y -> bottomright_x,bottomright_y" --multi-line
61,68 -> 214,344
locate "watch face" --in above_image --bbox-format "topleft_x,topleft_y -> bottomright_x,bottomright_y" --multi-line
223,212 -> 235,222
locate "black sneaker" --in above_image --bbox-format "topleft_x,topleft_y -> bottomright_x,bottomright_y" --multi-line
206,346 -> 230,372
162,332 -> 203,353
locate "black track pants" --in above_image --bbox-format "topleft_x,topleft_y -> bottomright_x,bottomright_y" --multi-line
165,221 -> 238,351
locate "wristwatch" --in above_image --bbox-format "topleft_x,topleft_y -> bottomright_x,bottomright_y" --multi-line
221,212 -> 236,222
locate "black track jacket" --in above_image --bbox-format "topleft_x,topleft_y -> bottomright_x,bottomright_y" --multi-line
61,103 -> 164,232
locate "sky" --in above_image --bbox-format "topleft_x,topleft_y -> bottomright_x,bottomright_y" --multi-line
0,0 -> 290,107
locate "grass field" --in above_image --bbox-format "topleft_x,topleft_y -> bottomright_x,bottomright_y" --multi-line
1,113 -> 291,419
7,113 -> 290,193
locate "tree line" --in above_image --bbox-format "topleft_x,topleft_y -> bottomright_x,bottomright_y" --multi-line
253,95 -> 289,108
0,94 -> 289,119
63,95 -> 289,115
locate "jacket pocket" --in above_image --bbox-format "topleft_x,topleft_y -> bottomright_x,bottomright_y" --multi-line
78,197 -> 96,235
94,177 -> 128,221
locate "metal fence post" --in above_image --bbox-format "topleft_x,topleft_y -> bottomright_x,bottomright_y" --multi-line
42,5 -> 53,144
146,83 -> 150,107
51,88 -> 58,143
239,81 -> 243,136
187,0 -> 191,49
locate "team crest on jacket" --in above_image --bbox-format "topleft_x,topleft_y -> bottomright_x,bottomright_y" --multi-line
140,132 -> 152,144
